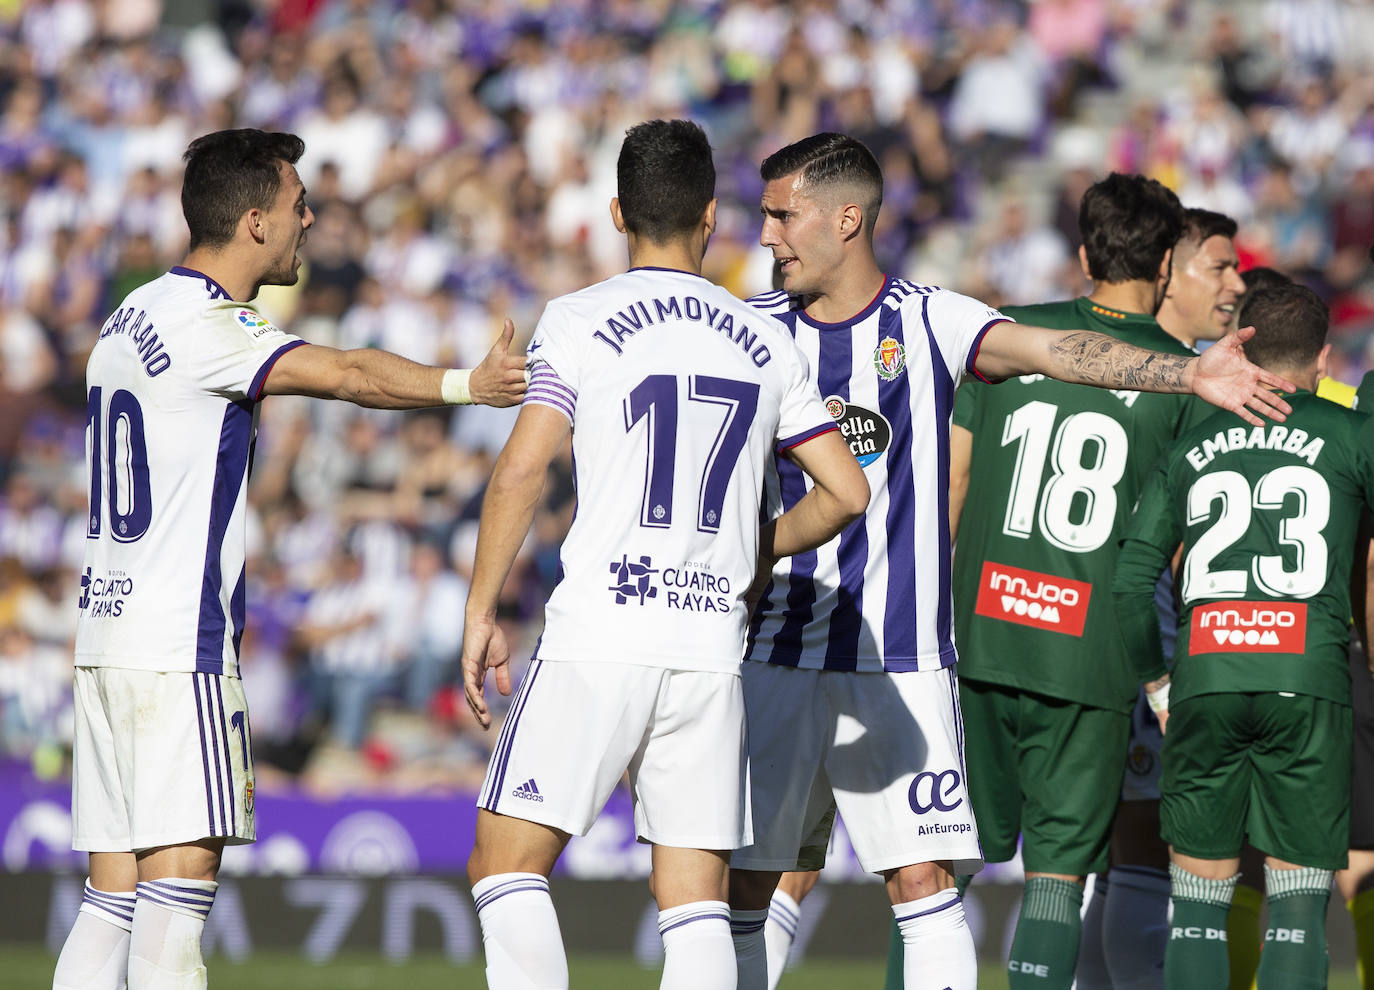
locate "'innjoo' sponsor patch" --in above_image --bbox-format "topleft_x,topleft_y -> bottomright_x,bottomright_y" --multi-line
973,561 -> 1091,637
1188,601 -> 1307,654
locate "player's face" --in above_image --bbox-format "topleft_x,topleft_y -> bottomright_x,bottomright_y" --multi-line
1165,235 -> 1244,341
759,172 -> 844,298
262,161 -> 315,287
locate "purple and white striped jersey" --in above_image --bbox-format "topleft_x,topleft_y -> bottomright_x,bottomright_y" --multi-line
746,277 -> 1009,674
523,266 -> 836,675
75,268 -> 303,678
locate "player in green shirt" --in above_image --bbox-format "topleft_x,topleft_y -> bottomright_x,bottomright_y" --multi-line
1114,282 -> 1374,990
949,173 -> 1210,989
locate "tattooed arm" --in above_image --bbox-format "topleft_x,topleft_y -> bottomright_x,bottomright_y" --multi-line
973,322 -> 1296,426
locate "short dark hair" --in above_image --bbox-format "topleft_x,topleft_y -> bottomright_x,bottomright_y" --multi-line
1078,172 -> 1183,283
1178,207 -> 1237,249
760,132 -> 883,233
182,129 -> 305,250
616,119 -> 715,243
1237,283 -> 1328,370
1240,266 -> 1293,294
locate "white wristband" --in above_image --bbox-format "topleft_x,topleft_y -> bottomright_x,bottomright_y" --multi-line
1146,681 -> 1171,713
441,368 -> 472,405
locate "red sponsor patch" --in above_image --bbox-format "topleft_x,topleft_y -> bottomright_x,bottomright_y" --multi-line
1188,601 -> 1307,655
973,561 -> 1091,637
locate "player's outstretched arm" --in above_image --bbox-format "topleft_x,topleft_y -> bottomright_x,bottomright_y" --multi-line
973,322 -> 1296,427
761,430 -> 869,566
262,319 -> 527,409
462,404 -> 569,728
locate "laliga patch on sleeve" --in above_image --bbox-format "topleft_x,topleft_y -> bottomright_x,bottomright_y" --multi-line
1188,601 -> 1307,654
233,308 -> 281,339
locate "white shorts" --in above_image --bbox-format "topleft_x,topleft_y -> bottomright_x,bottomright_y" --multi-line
1121,687 -> 1165,802
72,667 -> 255,852
477,658 -> 750,849
735,663 -> 983,876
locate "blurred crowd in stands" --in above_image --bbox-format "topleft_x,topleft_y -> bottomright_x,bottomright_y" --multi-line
1,0 -> 1372,793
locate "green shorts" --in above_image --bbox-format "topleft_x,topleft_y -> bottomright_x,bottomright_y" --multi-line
1161,692 -> 1351,871
959,678 -> 1129,875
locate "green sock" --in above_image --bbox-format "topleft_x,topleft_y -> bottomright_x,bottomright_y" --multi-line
1007,877 -> 1083,989
882,915 -> 903,990
1226,883 -> 1264,990
1256,865 -> 1332,990
1165,864 -> 1237,990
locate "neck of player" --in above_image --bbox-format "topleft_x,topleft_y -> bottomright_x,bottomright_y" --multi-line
625,226 -> 710,277
803,259 -> 885,325
1087,279 -> 1161,319
180,248 -> 262,302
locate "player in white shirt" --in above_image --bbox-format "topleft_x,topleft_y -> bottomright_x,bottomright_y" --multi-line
722,133 -> 1296,990
53,128 -> 527,990
460,119 -> 869,990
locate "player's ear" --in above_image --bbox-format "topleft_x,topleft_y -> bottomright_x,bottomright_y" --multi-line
1158,246 -> 1174,283
1078,244 -> 1092,281
839,202 -> 863,241
609,198 -> 627,234
244,207 -> 267,246
702,198 -> 717,238
1317,342 -> 1331,381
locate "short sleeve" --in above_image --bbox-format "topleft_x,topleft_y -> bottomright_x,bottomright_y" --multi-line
185,302 -> 304,401
923,289 -> 1013,384
775,343 -> 838,452
525,301 -> 579,395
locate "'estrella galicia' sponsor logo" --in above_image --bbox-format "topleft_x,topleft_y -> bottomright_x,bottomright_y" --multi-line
80,569 -> 135,618
908,769 -> 963,814
609,554 -> 658,605
824,395 -> 892,468
512,779 -> 544,802
873,336 -> 906,380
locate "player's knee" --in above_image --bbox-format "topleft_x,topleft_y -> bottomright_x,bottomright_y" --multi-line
728,869 -> 781,910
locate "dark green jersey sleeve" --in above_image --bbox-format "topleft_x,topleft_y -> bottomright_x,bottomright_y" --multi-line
954,378 -> 982,432
1113,460 -> 1179,684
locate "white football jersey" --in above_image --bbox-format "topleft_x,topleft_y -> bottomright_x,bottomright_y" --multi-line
524,266 -> 836,674
75,267 -> 303,677
746,278 -> 1010,674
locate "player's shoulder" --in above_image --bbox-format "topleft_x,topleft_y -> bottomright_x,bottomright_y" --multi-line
745,288 -> 797,316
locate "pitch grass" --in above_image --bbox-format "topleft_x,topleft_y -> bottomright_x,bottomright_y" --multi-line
0,947 -> 1362,988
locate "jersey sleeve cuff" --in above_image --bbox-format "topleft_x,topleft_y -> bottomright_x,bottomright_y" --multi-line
965,318 -> 1014,384
778,422 -> 839,452
249,339 -> 307,401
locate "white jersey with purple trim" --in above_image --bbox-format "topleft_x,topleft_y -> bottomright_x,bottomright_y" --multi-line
523,266 -> 836,675
75,267 -> 303,678
746,277 -> 1009,674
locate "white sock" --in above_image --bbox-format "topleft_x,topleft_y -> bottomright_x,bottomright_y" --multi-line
893,889 -> 977,990
127,879 -> 217,990
472,873 -> 566,990
54,879 -> 137,990
763,890 -> 800,989
1076,873 -> 1113,989
658,900 -> 734,990
1103,865 -> 1169,990
731,907 -> 768,990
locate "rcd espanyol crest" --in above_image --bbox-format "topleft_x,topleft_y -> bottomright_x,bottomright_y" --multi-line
873,336 -> 906,380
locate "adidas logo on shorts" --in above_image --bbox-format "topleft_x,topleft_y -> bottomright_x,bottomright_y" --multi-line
512,779 -> 544,802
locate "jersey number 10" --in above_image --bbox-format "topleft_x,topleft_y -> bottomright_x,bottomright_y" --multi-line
624,374 -> 759,534
86,386 -> 152,543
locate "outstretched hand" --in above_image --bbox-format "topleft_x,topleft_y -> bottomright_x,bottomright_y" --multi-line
1190,327 -> 1296,426
469,319 -> 528,408
461,615 -> 513,729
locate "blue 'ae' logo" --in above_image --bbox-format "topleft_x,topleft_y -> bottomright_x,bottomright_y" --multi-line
609,554 -> 658,605
908,769 -> 963,814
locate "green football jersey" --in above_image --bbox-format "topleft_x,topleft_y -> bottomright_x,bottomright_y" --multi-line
953,297 -> 1209,713
1115,393 -> 1374,706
